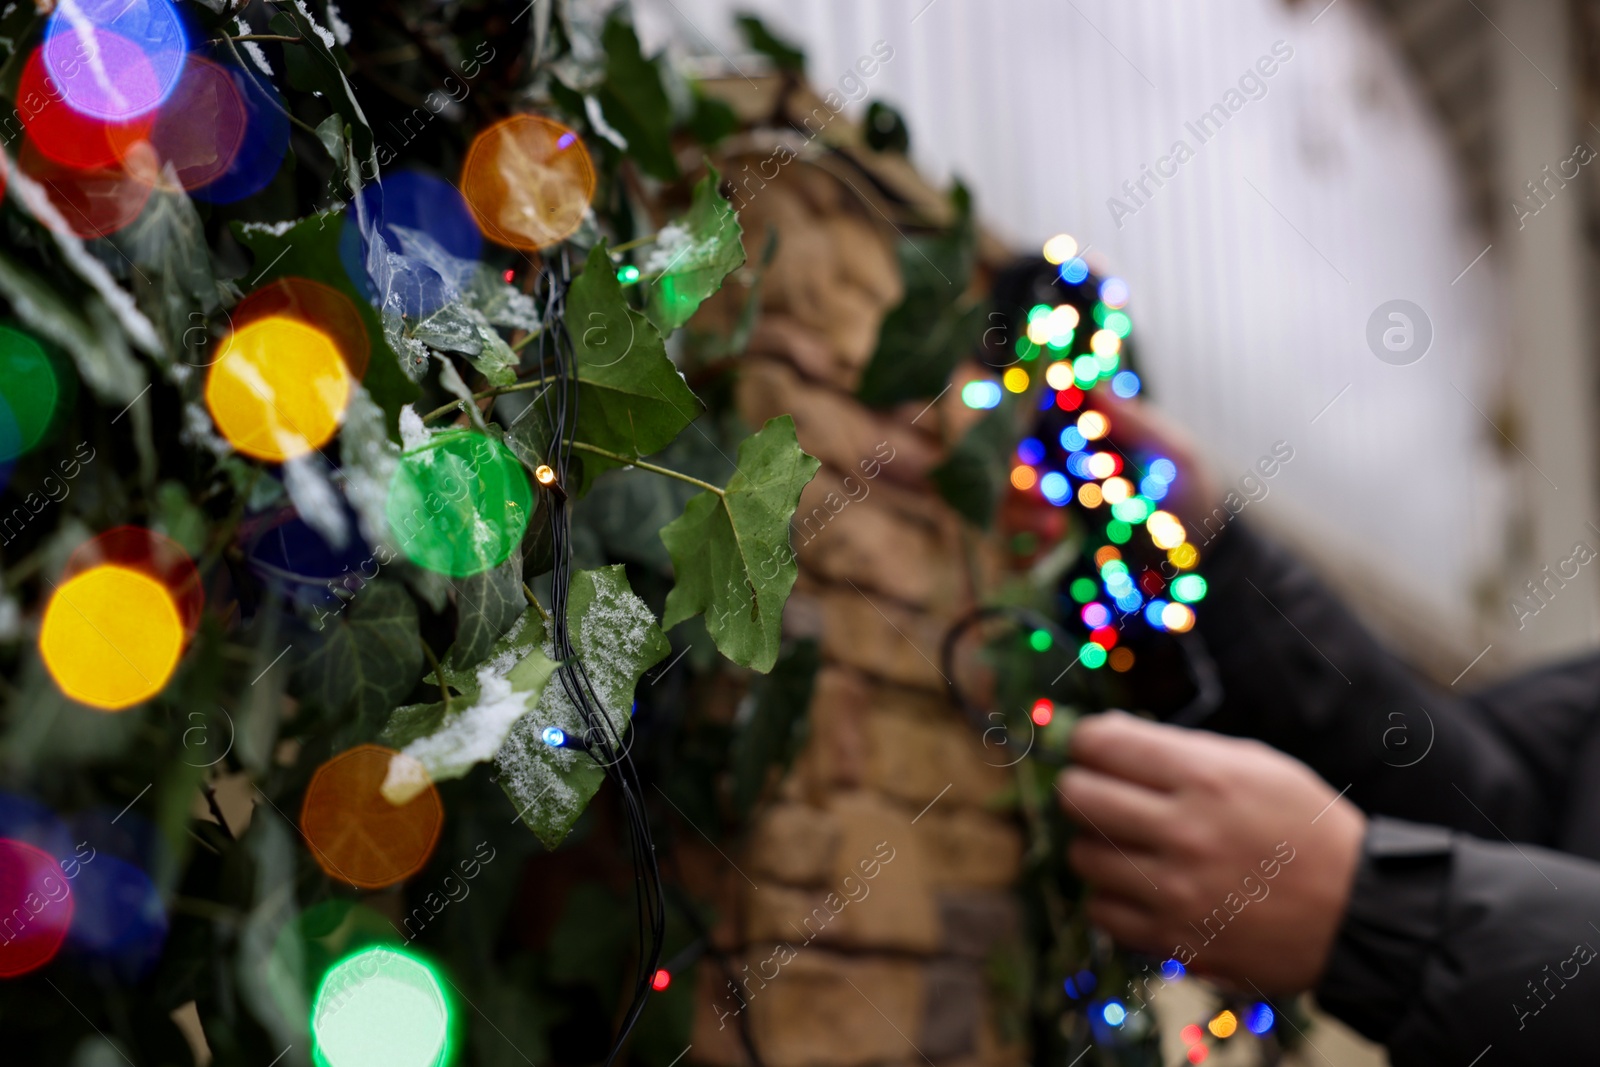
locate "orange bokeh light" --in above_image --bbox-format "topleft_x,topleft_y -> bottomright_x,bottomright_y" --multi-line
40,564 -> 185,710
205,315 -> 352,463
299,745 -> 443,890
460,116 -> 596,251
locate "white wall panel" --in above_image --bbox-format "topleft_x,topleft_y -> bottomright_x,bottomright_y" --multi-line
637,0 -> 1511,632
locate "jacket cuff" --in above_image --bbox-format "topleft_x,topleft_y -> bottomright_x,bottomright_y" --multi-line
1313,817 -> 1453,1044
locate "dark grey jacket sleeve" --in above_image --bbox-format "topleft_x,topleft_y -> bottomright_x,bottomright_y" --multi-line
1188,522 -> 1600,1062
1317,817 -> 1600,1064
1193,521 -> 1600,846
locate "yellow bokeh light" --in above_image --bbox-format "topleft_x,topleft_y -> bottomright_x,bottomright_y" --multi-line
1207,1010 -> 1237,1039
1086,452 -> 1117,480
1149,511 -> 1188,549
1042,233 -> 1078,265
1101,476 -> 1132,504
1044,361 -> 1075,391
1091,329 -> 1121,356
1026,319 -> 1052,346
1010,465 -> 1037,491
1168,543 -> 1199,569
1078,411 -> 1110,440
40,565 -> 184,710
1003,367 -> 1030,393
1077,482 -> 1103,508
206,316 -> 351,463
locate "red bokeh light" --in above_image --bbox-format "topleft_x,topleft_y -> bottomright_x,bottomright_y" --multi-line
18,48 -> 155,172
1089,626 -> 1118,649
652,968 -> 672,991
0,838 -> 74,978
1030,699 -> 1053,727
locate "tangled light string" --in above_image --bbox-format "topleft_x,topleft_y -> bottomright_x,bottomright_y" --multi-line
972,235 -> 1206,674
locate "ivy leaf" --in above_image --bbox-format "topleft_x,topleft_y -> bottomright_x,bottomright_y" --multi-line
551,243 -> 701,492
660,416 -> 820,673
410,301 -> 517,387
293,581 -> 424,723
233,214 -> 421,432
113,186 -> 225,356
855,183 -> 984,407
929,396 -> 1019,528
0,249 -> 145,406
381,612 -> 557,803
736,15 -> 806,72
644,165 -> 745,336
496,566 -> 669,848
729,639 -> 819,816
448,554 -> 526,671
596,17 -> 678,181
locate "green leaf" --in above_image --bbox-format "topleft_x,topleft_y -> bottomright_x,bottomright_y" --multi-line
644,165 -> 745,335
729,638 -> 819,815
660,416 -> 820,672
293,581 -> 424,723
736,14 -> 806,72
448,555 -> 527,671
409,301 -> 518,387
153,481 -> 208,558
381,612 -> 557,802
496,566 -> 669,847
0,249 -> 145,405
233,214 -> 421,433
929,396 -> 1019,528
855,183 -> 984,407
113,187 -> 225,356
537,242 -> 701,492
596,17 -> 678,181
686,90 -> 740,145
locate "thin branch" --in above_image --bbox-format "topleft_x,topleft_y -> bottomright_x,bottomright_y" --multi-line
609,232 -> 659,254
522,583 -> 552,624
217,33 -> 303,43
420,376 -> 557,424
421,639 -> 451,713
201,782 -> 235,841
566,441 -> 726,496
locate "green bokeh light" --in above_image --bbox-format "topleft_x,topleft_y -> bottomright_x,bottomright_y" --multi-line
1069,577 -> 1098,604
1079,642 -> 1107,669
312,946 -> 453,1067
387,431 -> 532,578
1105,311 -> 1132,338
1028,629 -> 1052,652
1105,519 -> 1131,544
0,325 -> 64,461
1171,574 -> 1208,603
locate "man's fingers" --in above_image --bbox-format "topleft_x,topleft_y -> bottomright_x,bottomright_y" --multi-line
1067,835 -> 1164,907
1056,766 -> 1173,849
1068,711 -> 1199,792
1083,892 -> 1163,954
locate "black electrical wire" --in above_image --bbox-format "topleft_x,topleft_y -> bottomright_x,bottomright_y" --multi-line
532,249 -> 667,1067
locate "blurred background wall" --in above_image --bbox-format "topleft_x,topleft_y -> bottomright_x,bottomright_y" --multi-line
635,0 -> 1600,681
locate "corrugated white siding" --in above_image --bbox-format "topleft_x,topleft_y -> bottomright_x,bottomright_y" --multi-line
638,0 -> 1510,629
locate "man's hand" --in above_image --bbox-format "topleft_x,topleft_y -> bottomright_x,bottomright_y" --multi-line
1058,712 -> 1366,993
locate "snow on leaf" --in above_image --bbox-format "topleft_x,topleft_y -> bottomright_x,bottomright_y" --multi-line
336,385 -> 400,551
382,612 -> 557,803
495,566 -> 669,847
642,165 -> 744,335
283,455 -> 351,551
